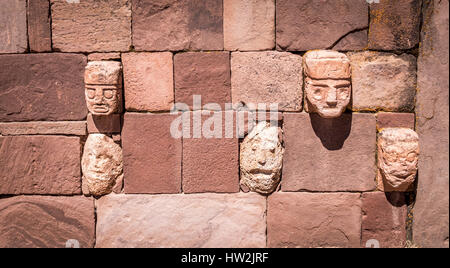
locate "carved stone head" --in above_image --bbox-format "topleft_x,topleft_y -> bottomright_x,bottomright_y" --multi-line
82,134 -> 123,196
304,50 -> 351,118
84,61 -> 122,116
240,121 -> 284,194
377,128 -> 419,192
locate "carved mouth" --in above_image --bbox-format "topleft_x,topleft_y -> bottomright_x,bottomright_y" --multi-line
93,105 -> 109,113
249,169 -> 275,175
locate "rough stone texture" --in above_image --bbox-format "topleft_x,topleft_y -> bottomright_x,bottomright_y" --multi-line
361,192 -> 407,248
88,53 -> 121,62
303,50 -> 351,119
0,0 -> 27,53
268,192 -> 362,248
224,0 -> 275,51
27,0 -> 52,52
87,114 -> 121,134
183,111 -> 239,193
377,112 -> 415,130
82,134 -> 123,197
132,0 -> 223,51
282,113 -> 376,192
51,0 -> 131,52
414,0 -> 449,248
122,52 -> 174,112
175,52 -> 231,110
96,193 -> 266,248
368,0 -> 421,50
333,30 -> 368,51
377,128 -> 419,192
236,111 -> 283,138
0,136 -> 81,195
0,53 -> 87,122
0,121 -> 86,136
240,122 -> 284,194
276,0 -> 368,51
0,196 -> 95,248
231,51 -> 303,111
349,51 -> 417,112
85,61 -> 123,116
122,113 -> 182,194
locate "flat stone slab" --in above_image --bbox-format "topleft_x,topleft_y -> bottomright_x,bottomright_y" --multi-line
0,196 -> 95,248
96,193 -> 266,248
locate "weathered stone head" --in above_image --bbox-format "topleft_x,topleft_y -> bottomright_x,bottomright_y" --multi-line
240,121 -> 284,194
82,134 -> 123,196
304,50 -> 351,118
84,61 -> 122,115
377,128 -> 419,192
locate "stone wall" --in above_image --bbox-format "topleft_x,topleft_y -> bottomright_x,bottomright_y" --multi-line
0,0 -> 447,248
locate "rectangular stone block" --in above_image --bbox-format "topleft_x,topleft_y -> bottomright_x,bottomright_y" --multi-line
122,52 -> 174,112
174,52 -> 231,110
122,113 -> 182,194
282,113 -> 376,192
132,0 -> 223,51
349,51 -> 417,112
369,0 -> 421,50
376,112 -> 415,130
362,192 -> 407,248
0,53 -> 87,122
414,0 -> 449,248
87,114 -> 121,134
0,121 -> 86,136
0,136 -> 81,195
333,30 -> 368,51
27,0 -> 52,52
0,196 -> 95,248
276,0 -> 368,51
0,0 -> 27,53
51,0 -> 131,52
231,51 -> 303,111
224,0 -> 275,51
96,193 -> 266,248
268,192 -> 362,248
182,111 -> 239,193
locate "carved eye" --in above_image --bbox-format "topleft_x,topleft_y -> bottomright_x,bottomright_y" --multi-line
86,88 -> 95,99
338,88 -> 350,99
313,88 -> 323,100
103,89 -> 114,99
270,148 -> 276,153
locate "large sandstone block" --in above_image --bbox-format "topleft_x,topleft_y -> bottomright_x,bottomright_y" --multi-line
376,112 -> 415,130
0,0 -> 27,53
0,54 -> 87,122
122,52 -> 174,112
282,113 -> 376,192
224,0 -> 275,51
368,0 -> 421,50
174,52 -> 231,110
414,0 -> 449,248
122,113 -> 182,194
276,0 -> 368,51
182,111 -> 239,193
231,51 -> 303,111
0,136 -> 81,195
27,0 -> 52,52
51,0 -> 131,52
361,192 -> 407,248
96,193 -> 266,248
132,0 -> 223,51
268,192 -> 362,248
349,51 -> 417,112
0,196 -> 95,248
332,30 -> 368,51
0,121 -> 86,136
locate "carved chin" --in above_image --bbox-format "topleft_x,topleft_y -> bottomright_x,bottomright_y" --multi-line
383,171 -> 415,188
316,107 -> 345,119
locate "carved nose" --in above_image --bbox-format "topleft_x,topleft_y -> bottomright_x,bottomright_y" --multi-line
326,88 -> 338,106
258,159 -> 266,166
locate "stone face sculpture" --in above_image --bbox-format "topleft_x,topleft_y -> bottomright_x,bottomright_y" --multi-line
240,121 -> 284,194
82,134 -> 123,196
377,128 -> 419,192
304,50 -> 351,118
84,61 -> 122,116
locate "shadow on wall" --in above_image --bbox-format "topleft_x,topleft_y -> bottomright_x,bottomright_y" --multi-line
309,113 -> 352,151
